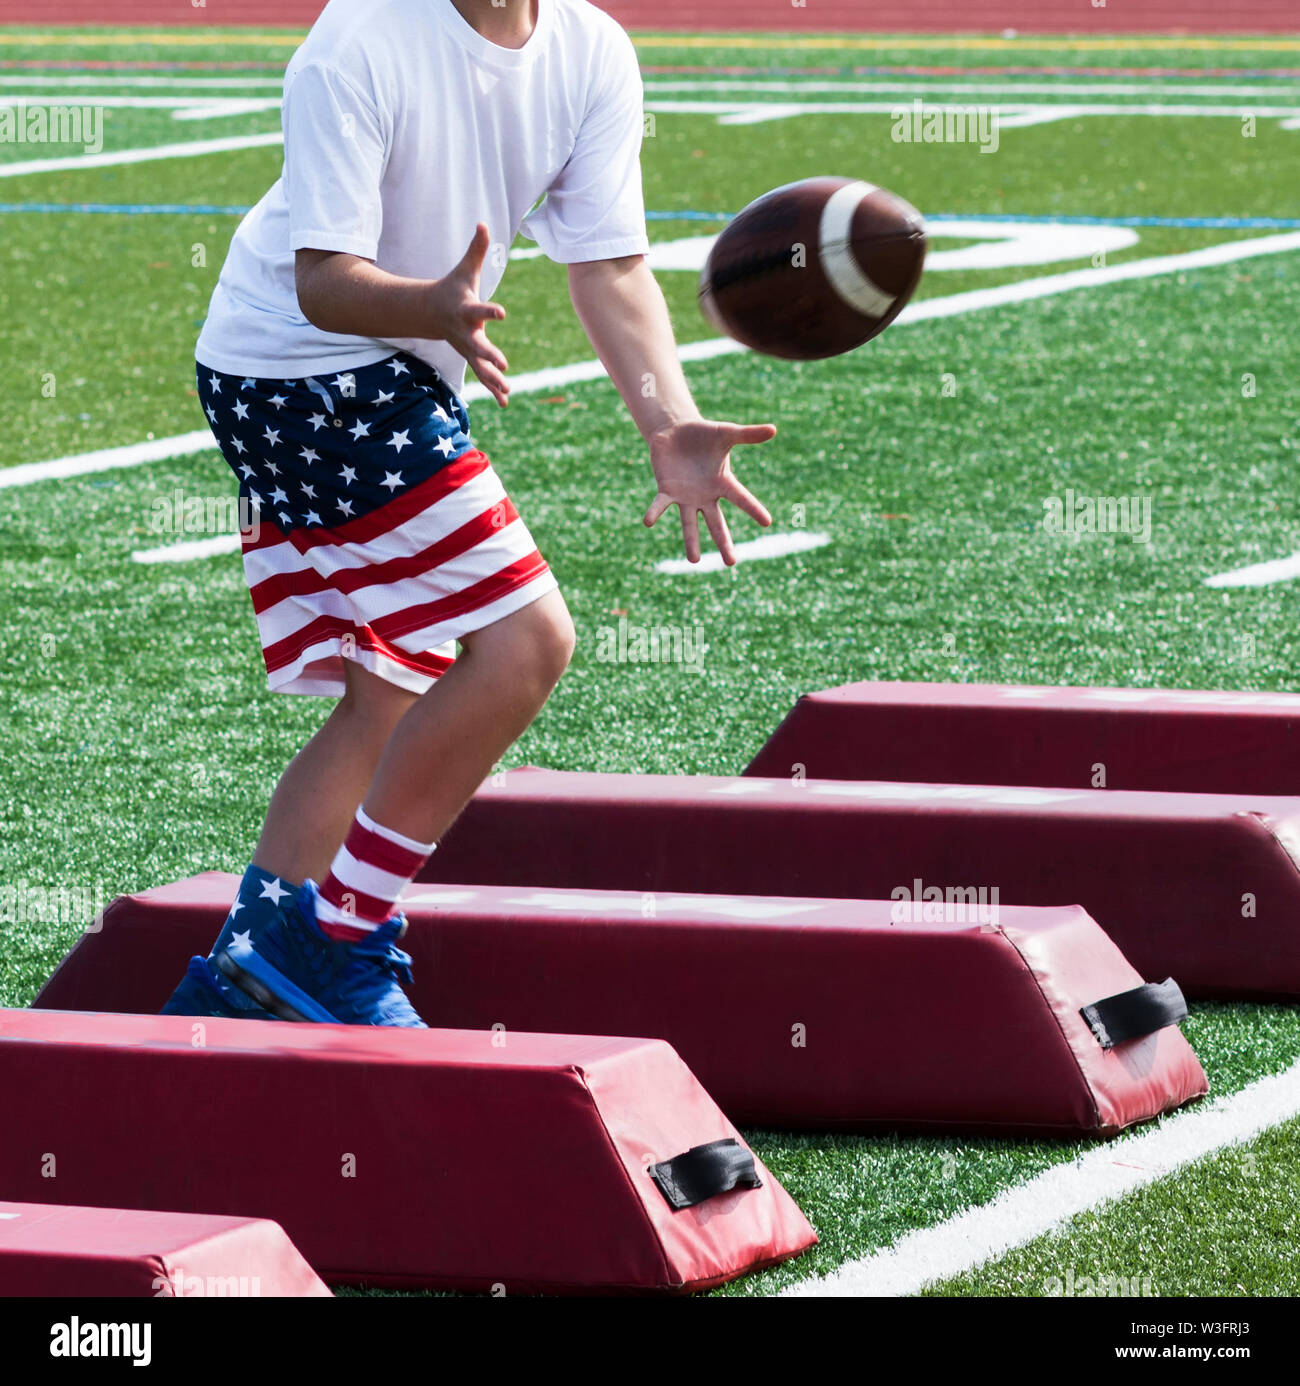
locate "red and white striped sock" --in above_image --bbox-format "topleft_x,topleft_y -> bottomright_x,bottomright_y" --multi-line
314,807 -> 434,941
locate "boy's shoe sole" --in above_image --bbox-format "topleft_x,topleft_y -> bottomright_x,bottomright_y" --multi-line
160,955 -> 278,1022
215,937 -> 341,1024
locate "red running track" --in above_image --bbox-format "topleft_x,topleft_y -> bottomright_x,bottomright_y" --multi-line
0,0 -> 1295,35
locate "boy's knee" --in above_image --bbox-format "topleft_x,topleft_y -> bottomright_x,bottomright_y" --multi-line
518,596 -> 576,690
469,592 -> 575,695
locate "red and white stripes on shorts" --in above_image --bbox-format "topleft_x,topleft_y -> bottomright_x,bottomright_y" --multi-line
195,352 -> 558,699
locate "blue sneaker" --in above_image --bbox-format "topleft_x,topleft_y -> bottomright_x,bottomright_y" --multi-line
214,880 -> 427,1028
161,954 -> 278,1021
161,866 -> 296,1021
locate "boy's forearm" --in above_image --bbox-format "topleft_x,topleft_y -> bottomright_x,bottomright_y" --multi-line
568,256 -> 702,440
295,250 -> 438,339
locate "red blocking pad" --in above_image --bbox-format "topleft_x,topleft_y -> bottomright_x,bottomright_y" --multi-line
745,680 -> 1300,794
35,875 -> 1206,1136
0,1201 -> 330,1298
0,1009 -> 815,1294
415,769 -> 1300,1000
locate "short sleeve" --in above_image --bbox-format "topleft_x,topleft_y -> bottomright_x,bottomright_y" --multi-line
282,61 -> 387,260
520,30 -> 649,264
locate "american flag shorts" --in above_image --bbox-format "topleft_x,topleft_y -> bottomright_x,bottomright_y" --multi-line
195,350 -> 557,696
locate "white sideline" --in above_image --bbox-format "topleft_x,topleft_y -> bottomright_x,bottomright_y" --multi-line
0,428 -> 215,490
9,230 -> 1300,498
783,1057 -> 1300,1298
5,94 -> 1298,184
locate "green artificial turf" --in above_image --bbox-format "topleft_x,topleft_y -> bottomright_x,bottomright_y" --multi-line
3,27 -> 1299,1298
923,1112 -> 1300,1297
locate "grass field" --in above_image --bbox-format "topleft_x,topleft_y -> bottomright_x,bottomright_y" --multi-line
2,24 -> 1300,1301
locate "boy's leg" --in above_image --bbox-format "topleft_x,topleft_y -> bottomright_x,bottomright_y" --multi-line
210,589 -> 574,1024
309,589 -> 574,936
365,588 -> 575,847
160,661 -> 418,1020
251,660 -> 419,886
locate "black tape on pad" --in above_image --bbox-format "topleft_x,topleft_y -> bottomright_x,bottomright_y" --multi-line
650,1139 -> 762,1211
1081,978 -> 1189,1050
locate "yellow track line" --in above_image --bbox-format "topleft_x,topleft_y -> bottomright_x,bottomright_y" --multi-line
0,32 -> 305,47
633,35 -> 1300,51
2,31 -> 1300,52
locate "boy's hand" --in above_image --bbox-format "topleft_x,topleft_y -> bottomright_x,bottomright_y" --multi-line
429,223 -> 510,407
643,419 -> 776,566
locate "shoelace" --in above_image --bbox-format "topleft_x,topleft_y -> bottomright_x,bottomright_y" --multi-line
344,932 -> 416,988
288,892 -> 416,1001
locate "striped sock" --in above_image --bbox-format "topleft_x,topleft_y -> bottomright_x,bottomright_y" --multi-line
314,807 -> 434,941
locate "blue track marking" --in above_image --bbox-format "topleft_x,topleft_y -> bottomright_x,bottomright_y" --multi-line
0,202 -> 253,214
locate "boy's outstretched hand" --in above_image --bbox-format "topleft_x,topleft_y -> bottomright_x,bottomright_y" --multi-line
568,255 -> 777,568
643,418 -> 776,566
294,226 -> 509,407
430,222 -> 510,408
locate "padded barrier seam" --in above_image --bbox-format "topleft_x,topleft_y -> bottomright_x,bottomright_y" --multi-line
570,1063 -> 677,1288
991,922 -> 1103,1132
1246,809 -> 1300,879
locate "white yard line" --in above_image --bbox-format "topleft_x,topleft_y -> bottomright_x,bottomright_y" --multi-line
643,78 -> 1300,100
131,534 -> 241,565
0,429 -> 216,490
994,106 -> 1089,129
654,531 -> 831,574
0,130 -> 283,180
0,76 -> 284,90
2,96 -> 1296,183
4,77 -> 1290,99
648,99 -> 1300,126
897,229 -> 1300,321
0,92 -> 282,121
1204,552 -> 1300,588
8,231 -> 1300,499
0,94 -> 272,110
783,1057 -> 1300,1298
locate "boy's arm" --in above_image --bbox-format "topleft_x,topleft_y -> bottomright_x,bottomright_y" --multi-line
295,224 -> 511,407
568,254 -> 774,566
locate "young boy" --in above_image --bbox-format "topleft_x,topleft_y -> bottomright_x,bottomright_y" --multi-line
164,0 -> 776,1026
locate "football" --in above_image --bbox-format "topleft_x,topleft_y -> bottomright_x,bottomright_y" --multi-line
698,176 -> 927,360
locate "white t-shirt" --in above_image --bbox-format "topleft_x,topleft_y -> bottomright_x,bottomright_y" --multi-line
195,0 -> 649,391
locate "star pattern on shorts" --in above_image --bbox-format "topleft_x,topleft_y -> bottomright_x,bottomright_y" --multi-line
198,359 -> 474,535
